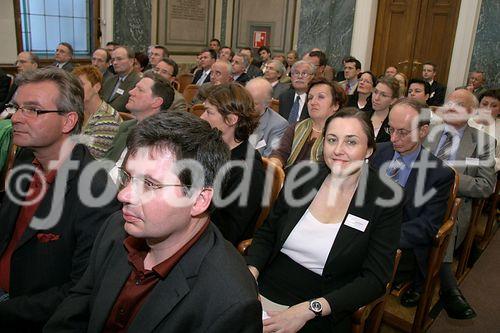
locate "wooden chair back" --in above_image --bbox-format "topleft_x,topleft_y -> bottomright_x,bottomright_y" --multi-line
177,73 -> 194,93
189,104 -> 205,117
237,158 -> 285,254
352,249 -> 402,333
119,112 -> 135,121
269,99 -> 280,113
479,173 -> 499,248
182,84 -> 199,105
455,198 -> 485,281
383,198 -> 461,333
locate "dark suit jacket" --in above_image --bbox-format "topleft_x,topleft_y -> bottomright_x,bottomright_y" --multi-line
211,140 -> 265,246
0,69 -> 11,103
103,119 -> 138,162
44,213 -> 262,333
0,144 -> 121,331
192,69 -> 211,85
427,81 -> 446,107
278,89 -> 309,122
272,82 -> 291,100
369,111 -> 391,143
371,143 -> 453,282
246,65 -> 263,79
52,62 -> 75,72
100,72 -> 141,113
235,72 -> 250,86
0,82 -> 17,112
245,164 -> 402,330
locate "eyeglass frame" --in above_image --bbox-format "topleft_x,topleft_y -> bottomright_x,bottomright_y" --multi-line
384,126 -> 421,138
291,71 -> 312,78
5,103 -> 65,118
117,167 -> 191,192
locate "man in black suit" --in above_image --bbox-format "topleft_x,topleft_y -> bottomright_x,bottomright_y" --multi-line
232,52 -> 251,86
53,42 -> 75,72
371,98 -> 453,307
422,62 -> 446,107
279,60 -> 314,123
0,67 -> 120,331
240,47 -> 263,79
192,48 -> 217,86
100,46 -> 141,113
45,111 -> 262,333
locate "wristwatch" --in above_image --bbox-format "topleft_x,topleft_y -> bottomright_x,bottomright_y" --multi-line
308,299 -> 323,317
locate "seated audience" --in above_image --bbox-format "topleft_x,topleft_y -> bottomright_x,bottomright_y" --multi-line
279,60 -> 315,123
258,46 -> 272,72
240,47 -> 264,79
219,46 -> 234,62
339,56 -> 361,95
209,38 -> 221,53
305,50 -> 334,82
192,48 -> 217,85
91,48 -> 113,81
425,89 -> 496,319
271,78 -> 346,170
370,76 -> 400,143
72,65 -> 122,159
371,98 -> 454,307
246,77 -> 288,157
465,71 -> 488,100
45,111 -> 262,332
264,60 -> 291,99
104,71 -> 175,180
407,78 -> 431,104
200,83 -> 266,246
468,89 -> 499,171
133,51 -> 149,73
422,62 -> 446,106
52,42 -> 75,72
153,57 -> 187,112
148,44 -> 169,69
231,52 -> 251,86
246,108 -> 402,332
347,71 -> 376,113
394,72 -> 408,98
285,50 -> 298,77
0,68 -> 120,331
101,46 -> 141,113
385,66 -> 398,77
193,60 -> 233,104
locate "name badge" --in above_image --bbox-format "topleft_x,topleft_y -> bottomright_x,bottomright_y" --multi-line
344,214 -> 369,232
116,88 -> 125,95
255,139 -> 266,150
465,157 -> 480,166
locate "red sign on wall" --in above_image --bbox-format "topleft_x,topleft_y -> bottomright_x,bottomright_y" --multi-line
253,31 -> 267,48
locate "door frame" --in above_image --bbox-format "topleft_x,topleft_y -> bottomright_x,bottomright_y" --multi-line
350,0 -> 482,97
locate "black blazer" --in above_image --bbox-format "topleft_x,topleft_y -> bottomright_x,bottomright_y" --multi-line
246,65 -> 263,79
278,89 -> 309,122
192,69 -> 211,85
347,91 -> 373,113
245,164 -> 402,330
44,213 -> 262,333
235,72 -> 250,86
369,111 -> 391,143
211,140 -> 266,246
371,143 -> 453,280
0,144 -> 121,331
427,81 -> 446,107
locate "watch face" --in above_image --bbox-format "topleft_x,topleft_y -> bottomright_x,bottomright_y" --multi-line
311,300 -> 322,312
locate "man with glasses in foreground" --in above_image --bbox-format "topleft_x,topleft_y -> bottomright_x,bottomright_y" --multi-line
45,111 -> 262,332
371,98 -> 454,307
0,68 -> 120,330
278,60 -> 315,123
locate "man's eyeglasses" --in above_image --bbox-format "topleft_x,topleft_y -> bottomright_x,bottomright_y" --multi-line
117,167 -> 190,193
385,126 -> 419,138
291,71 -> 311,78
6,103 -> 63,118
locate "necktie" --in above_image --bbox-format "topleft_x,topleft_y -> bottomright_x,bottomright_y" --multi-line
196,71 -> 208,86
387,157 -> 404,184
436,132 -> 454,161
345,82 -> 350,93
288,95 -> 301,124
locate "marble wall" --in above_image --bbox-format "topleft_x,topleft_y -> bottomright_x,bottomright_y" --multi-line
297,0 -> 356,71
114,0 -> 152,52
470,0 -> 500,88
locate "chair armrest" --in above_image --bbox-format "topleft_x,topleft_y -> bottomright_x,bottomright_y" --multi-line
237,239 -> 253,254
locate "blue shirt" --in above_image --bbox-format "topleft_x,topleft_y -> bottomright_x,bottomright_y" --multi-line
389,145 -> 422,187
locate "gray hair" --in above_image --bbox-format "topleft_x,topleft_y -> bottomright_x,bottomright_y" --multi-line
291,60 -> 316,76
16,67 -> 84,134
235,52 -> 250,68
268,59 -> 285,77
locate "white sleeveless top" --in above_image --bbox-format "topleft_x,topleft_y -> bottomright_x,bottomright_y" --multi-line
281,209 -> 341,275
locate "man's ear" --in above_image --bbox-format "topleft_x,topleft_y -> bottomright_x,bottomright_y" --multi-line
191,188 -> 213,217
151,96 -> 164,110
62,112 -> 79,134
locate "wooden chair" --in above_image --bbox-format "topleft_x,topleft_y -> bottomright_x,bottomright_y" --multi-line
177,73 -> 194,93
477,173 -> 499,249
269,99 -> 280,113
455,198 -> 485,281
182,84 -> 199,105
189,104 -> 205,117
382,198 -> 461,333
119,112 -> 135,121
352,249 -> 402,333
0,143 -> 17,193
237,158 -> 285,254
